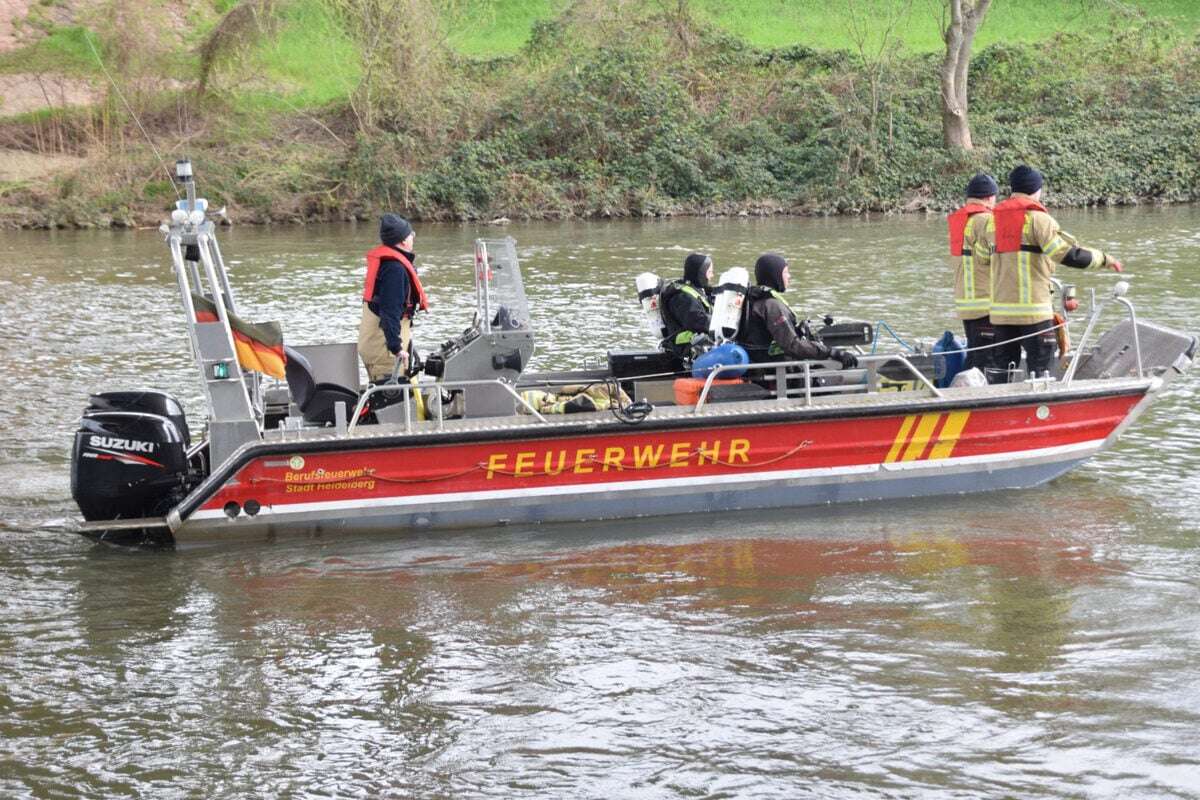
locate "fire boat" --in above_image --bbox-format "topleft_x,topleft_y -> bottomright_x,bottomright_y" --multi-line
70,162 -> 1196,546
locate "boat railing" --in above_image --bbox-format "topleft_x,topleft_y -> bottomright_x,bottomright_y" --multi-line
1062,279 -> 1143,385
333,281 -> 1146,434
346,377 -> 548,434
693,354 -> 943,414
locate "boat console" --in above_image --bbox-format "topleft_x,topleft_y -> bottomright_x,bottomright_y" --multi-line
423,238 -> 537,418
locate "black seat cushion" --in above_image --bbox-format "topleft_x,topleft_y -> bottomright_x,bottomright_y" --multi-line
284,346 -> 359,424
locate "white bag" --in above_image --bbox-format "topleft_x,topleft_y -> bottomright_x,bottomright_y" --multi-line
950,367 -> 987,388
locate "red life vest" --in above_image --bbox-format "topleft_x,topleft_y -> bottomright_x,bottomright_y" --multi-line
363,245 -> 429,312
947,203 -> 990,256
992,196 -> 1047,253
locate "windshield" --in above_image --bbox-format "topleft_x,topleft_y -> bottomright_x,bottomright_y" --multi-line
475,237 -> 530,333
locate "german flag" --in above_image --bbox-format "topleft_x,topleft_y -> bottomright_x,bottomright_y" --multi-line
192,294 -> 287,380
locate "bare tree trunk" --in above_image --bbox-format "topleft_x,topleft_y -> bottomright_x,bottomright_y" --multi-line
939,0 -> 991,150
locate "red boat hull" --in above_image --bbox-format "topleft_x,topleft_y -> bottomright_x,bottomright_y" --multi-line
170,389 -> 1149,543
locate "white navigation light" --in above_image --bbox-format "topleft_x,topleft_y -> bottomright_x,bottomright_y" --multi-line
175,159 -> 193,180
1113,280 -> 1130,298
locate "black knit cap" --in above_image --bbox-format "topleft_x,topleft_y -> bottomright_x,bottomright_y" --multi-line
683,252 -> 712,287
966,172 -> 999,199
379,213 -> 413,247
754,253 -> 788,291
1009,165 -> 1044,195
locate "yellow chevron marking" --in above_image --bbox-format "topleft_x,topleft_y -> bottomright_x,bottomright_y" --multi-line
901,413 -> 943,462
883,419 -> 916,462
885,416 -> 917,463
927,411 -> 972,460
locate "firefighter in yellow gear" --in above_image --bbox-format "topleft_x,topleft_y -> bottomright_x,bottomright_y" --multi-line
947,172 -> 999,371
985,165 -> 1123,381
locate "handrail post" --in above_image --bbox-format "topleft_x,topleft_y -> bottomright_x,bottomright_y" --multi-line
404,383 -> 413,433
1063,299 -> 1105,385
1114,297 -> 1144,379
694,365 -> 726,412
893,355 -> 944,398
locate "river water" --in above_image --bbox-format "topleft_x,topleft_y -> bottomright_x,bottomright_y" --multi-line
1,208 -> 1198,798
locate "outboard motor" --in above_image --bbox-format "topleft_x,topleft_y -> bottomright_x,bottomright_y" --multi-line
636,272 -> 667,342
709,267 -> 750,342
71,391 -> 193,522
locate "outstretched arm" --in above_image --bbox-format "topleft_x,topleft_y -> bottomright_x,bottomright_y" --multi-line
1039,223 -> 1123,272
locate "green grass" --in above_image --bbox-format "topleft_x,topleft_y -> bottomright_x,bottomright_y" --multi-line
0,25 -> 100,75
234,0 -> 360,108
445,0 -> 570,56
447,0 -> 1200,56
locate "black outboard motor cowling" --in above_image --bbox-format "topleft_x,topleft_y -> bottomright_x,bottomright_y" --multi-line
85,390 -> 190,446
71,403 -> 191,522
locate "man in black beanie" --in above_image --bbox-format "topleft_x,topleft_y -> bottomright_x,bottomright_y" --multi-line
358,213 -> 428,382
987,165 -> 1122,380
659,252 -> 714,358
947,172 -> 999,371
736,253 -> 858,368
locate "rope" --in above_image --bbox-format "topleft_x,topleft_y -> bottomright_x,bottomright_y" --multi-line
248,464 -> 480,486
871,320 -> 916,354
487,439 -> 812,476
955,317 -> 1069,355
870,317 -> 1071,356
251,440 -> 816,487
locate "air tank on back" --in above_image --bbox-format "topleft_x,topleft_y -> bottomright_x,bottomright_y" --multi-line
635,272 -> 667,342
708,267 -> 750,342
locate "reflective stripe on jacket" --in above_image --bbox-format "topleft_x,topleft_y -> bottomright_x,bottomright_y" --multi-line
951,210 -> 992,321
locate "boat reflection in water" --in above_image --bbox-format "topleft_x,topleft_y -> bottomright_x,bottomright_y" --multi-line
211,491 -> 1130,683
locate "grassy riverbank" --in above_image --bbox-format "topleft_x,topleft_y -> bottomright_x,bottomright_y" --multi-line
1,0 -> 1198,228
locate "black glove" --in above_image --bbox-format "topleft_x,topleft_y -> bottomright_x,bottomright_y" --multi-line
829,348 -> 858,369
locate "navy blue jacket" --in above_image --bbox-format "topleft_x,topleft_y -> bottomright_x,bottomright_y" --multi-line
367,249 -> 416,354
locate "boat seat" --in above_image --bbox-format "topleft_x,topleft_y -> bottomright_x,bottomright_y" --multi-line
284,345 -> 360,425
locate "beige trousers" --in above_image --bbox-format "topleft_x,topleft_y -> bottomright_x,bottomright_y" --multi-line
358,303 -> 411,382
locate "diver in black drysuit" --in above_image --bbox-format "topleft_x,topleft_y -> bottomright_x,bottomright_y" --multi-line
659,252 -> 714,359
737,253 -> 859,368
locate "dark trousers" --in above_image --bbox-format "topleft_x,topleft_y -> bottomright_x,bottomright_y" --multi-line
992,319 -> 1058,381
961,317 -> 995,372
